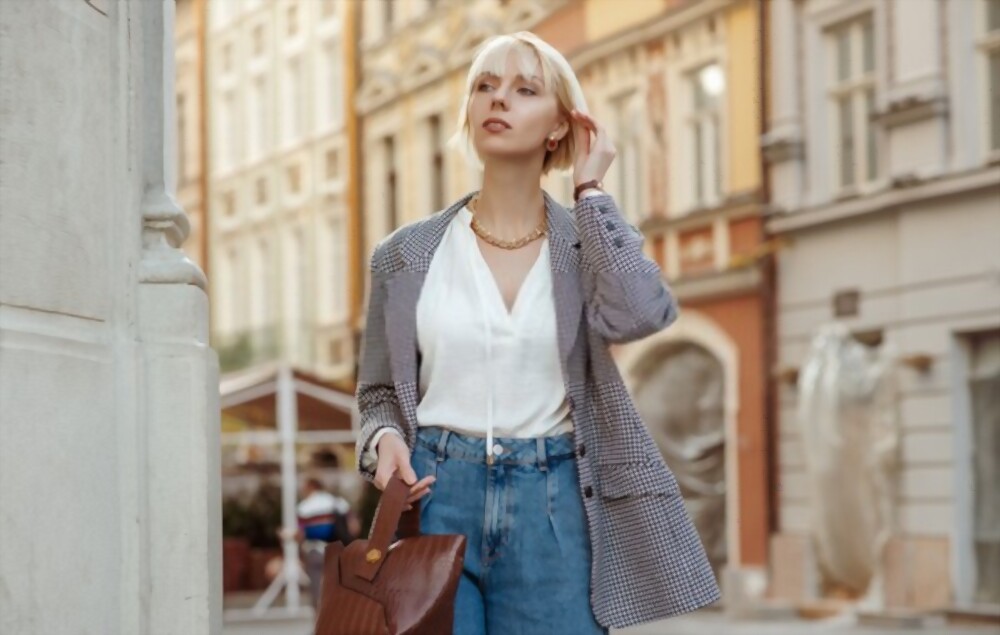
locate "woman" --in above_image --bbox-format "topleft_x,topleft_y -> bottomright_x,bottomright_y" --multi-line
354,31 -> 719,634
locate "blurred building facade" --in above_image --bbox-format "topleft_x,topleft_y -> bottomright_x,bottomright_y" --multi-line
205,0 -> 360,382
354,0 -> 573,265
191,0 -> 1000,617
764,0 -> 1000,612
355,0 -> 773,602
175,0 -> 209,273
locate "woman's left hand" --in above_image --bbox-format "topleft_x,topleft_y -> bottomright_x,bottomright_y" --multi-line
570,109 -> 616,188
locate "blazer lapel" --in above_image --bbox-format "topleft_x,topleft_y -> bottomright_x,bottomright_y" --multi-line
382,190 -> 584,389
383,193 -> 474,390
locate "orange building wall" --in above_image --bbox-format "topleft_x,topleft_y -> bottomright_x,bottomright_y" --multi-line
730,217 -> 762,261
692,293 -> 769,567
533,2 -> 588,55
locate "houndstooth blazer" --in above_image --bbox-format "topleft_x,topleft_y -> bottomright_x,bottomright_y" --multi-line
354,189 -> 721,628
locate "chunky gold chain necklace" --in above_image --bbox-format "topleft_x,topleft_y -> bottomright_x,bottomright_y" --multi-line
468,194 -> 547,250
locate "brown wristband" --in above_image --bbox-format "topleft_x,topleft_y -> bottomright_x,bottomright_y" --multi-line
574,179 -> 603,202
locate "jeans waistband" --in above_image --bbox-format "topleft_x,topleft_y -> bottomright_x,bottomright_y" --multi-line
415,425 -> 577,469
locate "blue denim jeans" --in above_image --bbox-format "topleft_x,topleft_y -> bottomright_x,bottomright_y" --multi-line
409,425 -> 608,635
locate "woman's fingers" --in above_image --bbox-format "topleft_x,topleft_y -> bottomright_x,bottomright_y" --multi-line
572,109 -> 596,130
410,475 -> 436,491
573,110 -> 615,158
570,113 -> 590,154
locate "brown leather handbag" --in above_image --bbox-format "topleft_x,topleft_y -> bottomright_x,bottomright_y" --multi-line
315,468 -> 467,635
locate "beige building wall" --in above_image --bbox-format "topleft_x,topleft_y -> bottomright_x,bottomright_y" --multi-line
206,0 -> 354,381
765,0 -> 1000,610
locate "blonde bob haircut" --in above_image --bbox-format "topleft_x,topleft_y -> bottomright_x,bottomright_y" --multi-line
448,31 -> 590,176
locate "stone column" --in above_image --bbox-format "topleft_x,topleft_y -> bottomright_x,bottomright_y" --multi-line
0,1 -> 221,633
136,1 -> 221,634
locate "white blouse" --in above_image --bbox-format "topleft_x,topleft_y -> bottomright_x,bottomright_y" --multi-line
363,204 -> 573,468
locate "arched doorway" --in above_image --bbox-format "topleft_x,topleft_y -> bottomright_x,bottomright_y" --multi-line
632,341 -> 728,576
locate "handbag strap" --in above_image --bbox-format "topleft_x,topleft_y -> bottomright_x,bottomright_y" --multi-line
356,468 -> 421,582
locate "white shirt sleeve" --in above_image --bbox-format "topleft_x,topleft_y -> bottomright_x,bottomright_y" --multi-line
361,427 -> 406,471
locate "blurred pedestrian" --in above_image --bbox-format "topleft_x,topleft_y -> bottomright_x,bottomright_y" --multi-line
353,31 -> 719,634
295,476 -> 352,613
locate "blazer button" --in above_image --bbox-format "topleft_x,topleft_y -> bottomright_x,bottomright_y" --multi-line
578,444 -> 586,457
604,220 -> 616,231
584,485 -> 593,498
613,237 -> 624,248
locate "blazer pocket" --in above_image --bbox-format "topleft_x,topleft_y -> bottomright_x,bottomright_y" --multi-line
597,462 -> 681,500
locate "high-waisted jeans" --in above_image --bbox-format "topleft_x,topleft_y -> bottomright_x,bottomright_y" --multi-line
409,425 -> 608,635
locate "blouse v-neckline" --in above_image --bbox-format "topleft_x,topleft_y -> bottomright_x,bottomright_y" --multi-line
459,206 -> 549,320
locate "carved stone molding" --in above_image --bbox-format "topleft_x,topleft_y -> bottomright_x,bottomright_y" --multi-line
761,128 -> 804,164
140,189 -> 206,288
874,94 -> 948,130
137,0 -> 205,289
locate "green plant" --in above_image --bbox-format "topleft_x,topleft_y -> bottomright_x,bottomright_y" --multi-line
220,483 -> 283,549
222,496 -> 253,539
244,483 -> 283,549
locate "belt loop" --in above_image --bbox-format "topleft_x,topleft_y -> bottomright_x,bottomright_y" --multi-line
536,437 -> 548,472
435,428 -> 450,463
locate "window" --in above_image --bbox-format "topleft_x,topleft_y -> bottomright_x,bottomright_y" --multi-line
252,24 -> 265,57
287,3 -> 298,37
221,43 -> 233,73
985,0 -> 1000,153
295,228 -> 308,336
384,135 -> 398,229
828,15 -> 878,190
224,248 -> 242,332
255,176 -> 268,205
383,0 -> 395,35
177,93 -> 187,183
222,90 -> 238,170
222,191 -> 236,217
329,216 -> 346,320
328,153 -> 342,184
325,39 -> 344,128
287,164 -> 302,195
252,240 -> 272,328
249,76 -> 267,159
329,339 -> 346,366
428,114 -> 445,212
967,330 -> 1000,604
688,63 -> 724,209
611,91 -> 645,221
285,57 -> 303,142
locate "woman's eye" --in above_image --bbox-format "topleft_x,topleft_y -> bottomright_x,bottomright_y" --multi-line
519,87 -> 536,95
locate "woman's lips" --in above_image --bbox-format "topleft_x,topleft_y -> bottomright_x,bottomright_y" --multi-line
483,122 -> 509,132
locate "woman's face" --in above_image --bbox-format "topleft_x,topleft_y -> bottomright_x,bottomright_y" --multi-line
468,51 -> 567,164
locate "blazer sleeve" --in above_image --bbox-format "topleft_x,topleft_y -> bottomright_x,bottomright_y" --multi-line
354,245 -> 409,484
575,192 -> 679,344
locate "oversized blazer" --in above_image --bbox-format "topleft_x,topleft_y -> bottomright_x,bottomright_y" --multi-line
354,189 -> 721,628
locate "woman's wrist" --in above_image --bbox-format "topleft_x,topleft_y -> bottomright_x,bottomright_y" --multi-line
573,179 -> 604,202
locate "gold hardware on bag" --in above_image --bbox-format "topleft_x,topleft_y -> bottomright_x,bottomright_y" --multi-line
366,548 -> 382,563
